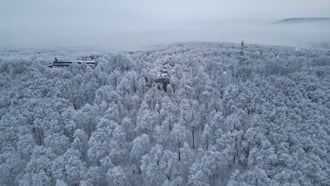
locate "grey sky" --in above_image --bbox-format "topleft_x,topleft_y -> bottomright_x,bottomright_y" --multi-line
1,0 -> 330,49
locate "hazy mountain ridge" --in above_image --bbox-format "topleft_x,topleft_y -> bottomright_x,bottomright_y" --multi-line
0,42 -> 330,186
274,17 -> 330,24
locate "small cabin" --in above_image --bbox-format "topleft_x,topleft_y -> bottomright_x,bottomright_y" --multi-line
48,58 -> 98,68
152,69 -> 170,91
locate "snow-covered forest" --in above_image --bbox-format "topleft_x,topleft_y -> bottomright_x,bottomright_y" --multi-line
0,42 -> 330,186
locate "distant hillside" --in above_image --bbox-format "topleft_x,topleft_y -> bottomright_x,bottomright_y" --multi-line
274,17 -> 330,24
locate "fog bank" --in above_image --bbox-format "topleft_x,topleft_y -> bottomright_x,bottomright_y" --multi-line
1,0 -> 330,50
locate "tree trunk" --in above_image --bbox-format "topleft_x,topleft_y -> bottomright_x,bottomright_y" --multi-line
192,127 -> 195,149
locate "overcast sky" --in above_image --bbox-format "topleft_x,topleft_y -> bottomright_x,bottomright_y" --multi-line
1,0 -> 330,49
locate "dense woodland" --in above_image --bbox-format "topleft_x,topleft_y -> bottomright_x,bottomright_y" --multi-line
0,42 -> 330,186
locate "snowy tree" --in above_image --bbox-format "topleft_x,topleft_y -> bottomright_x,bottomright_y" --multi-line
19,147 -> 55,186
106,166 -> 129,186
171,123 -> 189,161
44,132 -> 70,155
87,118 -> 117,164
130,134 -> 150,162
71,129 -> 88,160
51,148 -> 86,185
141,145 -> 167,185
74,103 -> 98,137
